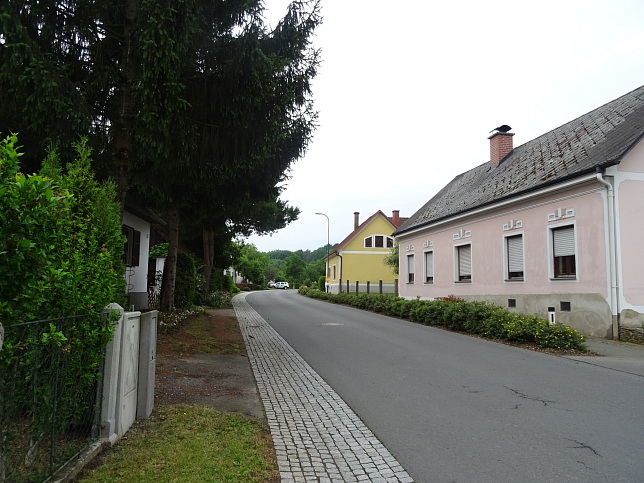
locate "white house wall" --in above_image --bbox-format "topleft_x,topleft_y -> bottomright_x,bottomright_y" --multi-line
613,138 -> 644,327
398,181 -> 614,337
122,211 -> 151,310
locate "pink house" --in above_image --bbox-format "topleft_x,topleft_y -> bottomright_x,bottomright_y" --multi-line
394,85 -> 644,339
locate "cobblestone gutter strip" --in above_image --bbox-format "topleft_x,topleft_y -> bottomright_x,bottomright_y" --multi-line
233,293 -> 414,483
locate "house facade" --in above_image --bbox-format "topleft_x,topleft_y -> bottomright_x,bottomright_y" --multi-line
394,85 -> 644,339
327,210 -> 407,294
122,204 -> 166,310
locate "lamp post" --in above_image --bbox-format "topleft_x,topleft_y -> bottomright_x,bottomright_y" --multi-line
315,212 -> 330,292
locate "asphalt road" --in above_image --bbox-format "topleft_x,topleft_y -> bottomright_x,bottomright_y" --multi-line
246,290 -> 644,483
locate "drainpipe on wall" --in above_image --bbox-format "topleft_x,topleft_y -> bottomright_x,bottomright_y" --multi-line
596,168 -> 620,339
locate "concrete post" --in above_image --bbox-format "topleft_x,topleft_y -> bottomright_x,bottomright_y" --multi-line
101,303 -> 124,444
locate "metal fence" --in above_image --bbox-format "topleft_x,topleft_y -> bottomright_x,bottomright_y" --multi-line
0,315 -> 107,482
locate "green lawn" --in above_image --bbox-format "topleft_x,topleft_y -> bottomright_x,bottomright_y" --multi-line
78,404 -> 277,482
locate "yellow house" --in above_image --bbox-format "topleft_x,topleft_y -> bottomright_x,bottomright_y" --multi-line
327,210 -> 407,294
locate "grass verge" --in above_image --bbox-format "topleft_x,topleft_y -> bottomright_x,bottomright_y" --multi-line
77,308 -> 278,482
78,404 -> 276,483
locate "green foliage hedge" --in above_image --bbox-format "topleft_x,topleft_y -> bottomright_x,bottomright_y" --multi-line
0,135 -> 126,467
297,287 -> 586,351
0,135 -> 125,322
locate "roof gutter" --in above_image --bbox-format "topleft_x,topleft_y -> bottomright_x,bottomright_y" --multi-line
396,172 -> 599,239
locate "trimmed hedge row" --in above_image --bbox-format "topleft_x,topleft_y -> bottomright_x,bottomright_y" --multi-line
298,288 -> 586,351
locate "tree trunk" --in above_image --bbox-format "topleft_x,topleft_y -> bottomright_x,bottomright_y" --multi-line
113,0 -> 139,208
202,228 -> 215,294
160,210 -> 180,311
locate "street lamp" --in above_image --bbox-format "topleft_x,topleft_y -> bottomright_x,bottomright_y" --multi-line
315,212 -> 330,292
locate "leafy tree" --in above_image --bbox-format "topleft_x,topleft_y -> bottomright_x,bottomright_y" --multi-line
128,0 -> 321,310
383,240 -> 400,275
266,249 -> 294,261
235,244 -> 269,286
1,0 -> 321,311
304,258 -> 325,285
264,264 -> 280,284
284,253 -> 306,286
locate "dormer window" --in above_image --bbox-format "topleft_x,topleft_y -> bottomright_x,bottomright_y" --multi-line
364,235 -> 394,248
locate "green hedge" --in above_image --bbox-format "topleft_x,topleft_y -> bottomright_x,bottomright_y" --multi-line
297,287 -> 586,351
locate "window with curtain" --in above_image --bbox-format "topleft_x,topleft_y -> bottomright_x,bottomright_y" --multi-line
506,235 -> 524,280
407,254 -> 415,283
552,225 -> 576,278
457,244 -> 471,281
424,251 -> 434,283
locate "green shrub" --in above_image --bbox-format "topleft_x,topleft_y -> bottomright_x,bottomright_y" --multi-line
502,314 -> 541,342
149,242 -> 169,258
318,276 -> 326,290
461,301 -> 496,334
534,321 -> 586,350
409,301 -> 444,326
480,307 -> 516,340
0,135 -> 126,449
204,290 -> 232,308
298,288 -> 587,351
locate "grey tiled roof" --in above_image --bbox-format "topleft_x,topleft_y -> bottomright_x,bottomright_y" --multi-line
395,85 -> 644,236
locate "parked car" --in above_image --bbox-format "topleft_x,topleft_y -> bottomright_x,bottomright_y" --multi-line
274,281 -> 289,289
268,281 -> 276,288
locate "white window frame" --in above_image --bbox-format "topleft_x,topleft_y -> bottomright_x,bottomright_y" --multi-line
548,222 -> 578,280
424,250 -> 434,284
504,232 -> 525,282
454,243 -> 472,283
364,235 -> 394,249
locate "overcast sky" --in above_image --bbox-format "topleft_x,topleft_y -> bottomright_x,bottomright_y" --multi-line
245,0 -> 644,253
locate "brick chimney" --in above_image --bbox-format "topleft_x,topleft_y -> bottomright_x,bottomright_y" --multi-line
354,212 -> 360,230
392,210 -> 400,226
488,131 -> 514,167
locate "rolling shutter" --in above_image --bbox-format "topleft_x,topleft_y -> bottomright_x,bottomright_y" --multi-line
407,254 -> 415,283
507,236 -> 524,273
425,251 -> 434,281
553,226 -> 575,257
458,245 -> 471,278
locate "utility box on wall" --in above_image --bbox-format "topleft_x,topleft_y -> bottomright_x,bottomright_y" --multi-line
548,306 -> 556,325
137,310 -> 157,419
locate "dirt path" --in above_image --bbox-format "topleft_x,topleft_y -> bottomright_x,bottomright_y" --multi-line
154,308 -> 264,419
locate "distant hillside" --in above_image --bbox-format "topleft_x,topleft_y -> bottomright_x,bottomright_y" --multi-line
266,244 -> 335,263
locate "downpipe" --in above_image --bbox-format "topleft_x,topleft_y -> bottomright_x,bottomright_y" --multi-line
596,169 -> 620,339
